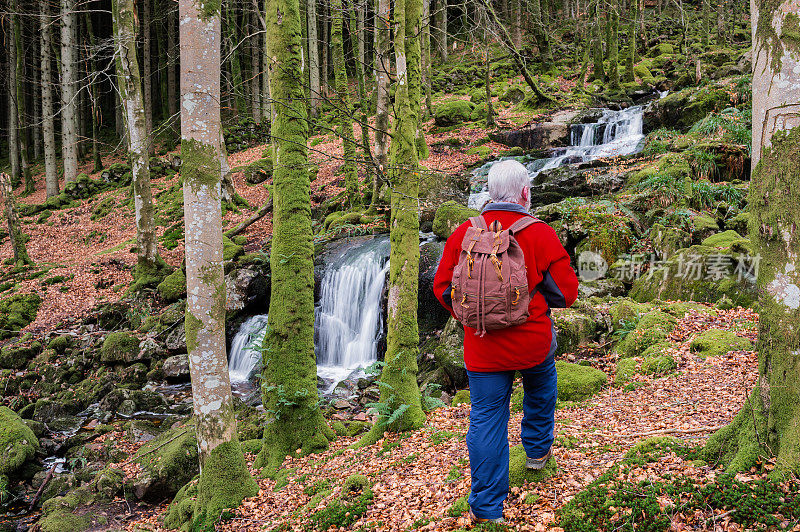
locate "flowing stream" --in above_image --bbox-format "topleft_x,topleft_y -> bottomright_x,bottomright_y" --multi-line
227,237 -> 390,393
469,105 -> 645,209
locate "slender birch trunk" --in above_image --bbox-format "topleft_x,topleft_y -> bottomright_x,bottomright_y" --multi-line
41,0 -> 60,198
175,0 -> 257,526
112,0 -> 159,271
0,173 -> 32,266
371,0 -> 390,211
308,0 -> 321,117
61,0 -> 79,183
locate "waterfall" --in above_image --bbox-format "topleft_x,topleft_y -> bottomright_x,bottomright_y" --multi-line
468,105 -> 646,209
315,237 -> 390,387
228,314 -> 269,383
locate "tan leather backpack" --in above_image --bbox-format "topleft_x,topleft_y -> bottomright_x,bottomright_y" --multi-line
451,215 -> 540,336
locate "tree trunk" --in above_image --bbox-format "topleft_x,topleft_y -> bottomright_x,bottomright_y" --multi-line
142,0 -> 153,154
167,1 -> 179,140
12,0 -> 33,195
702,0 -> 710,45
0,173 -> 32,266
332,0 -> 362,208
41,0 -> 59,198
351,3 -> 373,191
249,8 -> 261,123
371,0 -> 390,211
176,0 -> 258,526
321,1 -> 329,97
591,13 -> 606,82
112,0 -> 159,271
484,49 -> 494,126
227,2 -> 247,116
511,0 -> 522,47
261,0 -> 272,123
6,10 -> 20,188
529,0 -> 552,67
85,12 -> 103,172
258,0 -> 334,475
436,0 -> 448,60
33,36 -> 42,162
308,0 -> 321,117
422,0 -> 434,119
703,0 -> 800,476
624,16 -> 635,83
61,0 -> 79,183
360,0 -> 426,445
608,10 -> 620,89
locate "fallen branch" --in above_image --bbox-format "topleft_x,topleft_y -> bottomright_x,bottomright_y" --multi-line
617,425 -> 726,438
116,427 -> 189,467
224,196 -> 273,238
29,462 -> 57,512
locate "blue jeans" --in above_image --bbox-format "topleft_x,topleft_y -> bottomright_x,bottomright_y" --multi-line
465,357 -> 557,520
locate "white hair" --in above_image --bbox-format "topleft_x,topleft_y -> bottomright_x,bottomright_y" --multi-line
487,159 -> 530,204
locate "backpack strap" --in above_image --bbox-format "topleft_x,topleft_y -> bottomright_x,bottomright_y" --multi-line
508,216 -> 541,234
469,216 -> 488,231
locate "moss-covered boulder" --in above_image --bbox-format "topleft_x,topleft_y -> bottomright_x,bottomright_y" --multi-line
157,268 -> 187,302
616,311 -> 677,358
650,223 -> 691,259
38,487 -> 93,532
0,293 -> 41,340
452,389 -> 471,406
99,331 -> 140,364
690,213 -> 720,243
509,444 -> 557,487
615,352 -> 677,385
432,201 -> 479,239
431,318 -> 468,389
644,83 -> 734,131
689,328 -> 753,358
556,361 -> 607,401
434,100 -> 475,127
0,406 -> 39,477
131,423 -> 198,501
0,342 -> 41,369
243,157 -> 273,185
551,308 -> 599,355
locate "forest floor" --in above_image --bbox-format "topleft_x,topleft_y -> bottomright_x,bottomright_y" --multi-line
117,307 -> 768,531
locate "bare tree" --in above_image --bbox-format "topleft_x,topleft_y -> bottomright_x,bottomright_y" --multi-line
61,0 -> 80,183
41,0 -> 60,198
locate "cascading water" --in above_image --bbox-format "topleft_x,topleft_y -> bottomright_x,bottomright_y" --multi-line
315,237 -> 390,390
228,314 -> 269,383
468,106 -> 646,209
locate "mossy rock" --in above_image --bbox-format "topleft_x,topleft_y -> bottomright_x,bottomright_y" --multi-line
432,201 -> 479,239
100,331 -> 140,364
434,100 -> 475,127
509,444 -> 557,487
556,361 -> 607,401
243,157 -> 273,185
157,268 -> 186,302
240,438 -> 263,454
0,406 -> 38,477
346,421 -> 370,437
469,102 -> 490,122
132,423 -> 198,501
551,308 -> 599,355
700,230 -> 753,255
616,311 -> 677,358
47,335 -> 74,354
223,236 -> 245,263
331,421 -> 347,437
469,87 -> 487,103
0,293 -> 41,340
0,342 -> 41,370
725,211 -> 751,236
615,351 -> 676,385
650,223 -> 691,260
499,86 -> 525,103
609,298 -> 653,330
690,213 -> 720,242
451,389 -> 471,406
633,63 -> 655,85
689,328 -> 753,358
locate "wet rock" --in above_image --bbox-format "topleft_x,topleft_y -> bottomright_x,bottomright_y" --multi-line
165,322 -> 186,352
489,122 -> 570,151
162,355 -> 190,381
419,240 -> 449,334
99,388 -> 168,416
225,267 -> 268,313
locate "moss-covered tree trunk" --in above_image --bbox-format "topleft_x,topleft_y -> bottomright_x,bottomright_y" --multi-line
258,0 -> 334,474
529,0 -> 552,68
372,0 -> 391,212
40,0 -> 59,198
0,172 -> 32,267
360,0 -> 426,445
332,0 -> 362,208
608,10 -> 620,89
85,12 -> 104,172
422,0 -> 434,119
61,0 -> 79,184
703,0 -> 800,476
350,4 -> 373,194
591,13 -> 606,82
227,2 -> 247,116
435,0 -> 448,60
112,0 -> 159,272
177,1 -> 258,526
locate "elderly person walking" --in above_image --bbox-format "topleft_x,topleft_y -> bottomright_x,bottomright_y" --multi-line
433,160 -> 579,524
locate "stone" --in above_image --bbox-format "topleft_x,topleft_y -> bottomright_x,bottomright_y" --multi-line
165,322 -> 186,352
432,201 -> 479,239
489,122 -> 570,151
615,310 -> 677,358
225,267 -> 268,313
556,361 -> 607,401
434,100 -> 475,126
333,400 -> 351,410
162,355 -> 190,380
0,406 -> 39,477
689,328 -> 753,358
132,423 -> 198,501
432,318 -> 468,389
99,331 -> 140,364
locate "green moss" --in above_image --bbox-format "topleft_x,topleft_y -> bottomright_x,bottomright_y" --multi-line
134,424 -> 198,500
0,293 -> 41,340
700,230 -> 753,254
331,421 -> 347,437
0,406 -> 38,476
328,211 -> 363,229
624,436 -> 689,463
100,331 -> 139,364
309,474 -> 373,529
509,444 -> 557,487
551,308 -> 598,355
157,268 -> 186,302
431,201 -> 479,239
37,511 -> 91,532
615,352 -> 676,385
451,389 -> 471,407
164,479 -> 199,531
466,144 -> 492,158
510,385 -> 523,413
346,421 -> 369,437
433,100 -> 475,126
556,361 -> 607,401
689,328 -> 753,358
616,311 -> 677,358
240,439 -> 263,454
46,335 -> 73,354
222,236 -> 244,262
447,494 -> 470,517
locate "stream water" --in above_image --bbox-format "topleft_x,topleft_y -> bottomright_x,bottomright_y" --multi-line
468,105 -> 646,209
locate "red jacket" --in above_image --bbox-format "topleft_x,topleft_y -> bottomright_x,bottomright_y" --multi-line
433,204 -> 579,372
